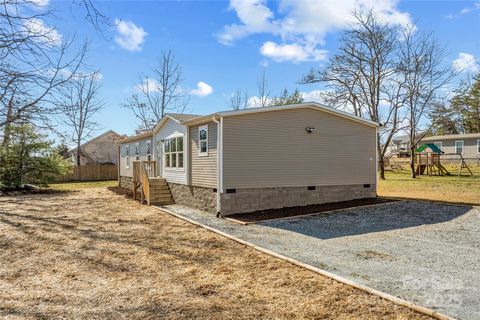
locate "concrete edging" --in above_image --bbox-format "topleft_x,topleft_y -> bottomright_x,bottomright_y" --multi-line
153,205 -> 455,320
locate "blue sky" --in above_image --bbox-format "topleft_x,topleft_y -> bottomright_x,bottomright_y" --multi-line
43,0 -> 480,136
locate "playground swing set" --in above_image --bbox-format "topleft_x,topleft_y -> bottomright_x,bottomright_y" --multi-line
415,143 -> 473,177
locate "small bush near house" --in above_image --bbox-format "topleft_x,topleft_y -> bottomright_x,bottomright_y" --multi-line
0,124 -> 72,190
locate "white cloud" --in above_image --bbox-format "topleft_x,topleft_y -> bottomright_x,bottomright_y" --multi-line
190,81 -> 213,97
453,53 -> 479,74
114,18 -> 147,52
135,78 -> 160,93
446,2 -> 480,19
30,0 -> 49,7
218,0 -> 413,63
217,0 -> 276,45
260,41 -> 327,63
301,90 -> 326,103
23,18 -> 62,46
246,95 -> 272,108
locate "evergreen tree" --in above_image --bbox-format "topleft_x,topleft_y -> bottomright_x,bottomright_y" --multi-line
270,89 -> 304,106
0,124 -> 72,189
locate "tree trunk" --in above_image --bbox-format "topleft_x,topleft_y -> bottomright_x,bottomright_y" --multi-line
76,140 -> 81,166
2,100 -> 14,147
409,146 -> 416,178
378,157 -> 386,180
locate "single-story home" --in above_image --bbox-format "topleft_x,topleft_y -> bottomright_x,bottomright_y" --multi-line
69,130 -> 125,165
420,133 -> 480,159
118,102 -> 379,216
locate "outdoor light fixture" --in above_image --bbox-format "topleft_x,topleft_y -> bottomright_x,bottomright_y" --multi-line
305,127 -> 315,134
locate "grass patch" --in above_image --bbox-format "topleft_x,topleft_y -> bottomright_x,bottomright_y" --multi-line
378,164 -> 480,205
48,180 -> 117,191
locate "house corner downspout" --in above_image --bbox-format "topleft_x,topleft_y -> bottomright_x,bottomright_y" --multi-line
212,116 -> 223,217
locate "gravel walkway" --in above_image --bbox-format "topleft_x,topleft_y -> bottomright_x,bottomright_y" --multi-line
160,201 -> 480,320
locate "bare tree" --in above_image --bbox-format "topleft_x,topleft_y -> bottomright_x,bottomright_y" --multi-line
301,10 -> 403,179
256,70 -> 271,108
397,27 -> 455,177
0,0 -> 88,139
230,89 -> 249,110
123,50 -> 189,133
57,71 -> 104,166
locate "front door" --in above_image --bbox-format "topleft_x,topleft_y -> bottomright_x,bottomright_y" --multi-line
156,142 -> 163,177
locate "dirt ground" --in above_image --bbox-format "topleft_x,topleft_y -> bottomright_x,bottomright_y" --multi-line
0,187 -> 430,320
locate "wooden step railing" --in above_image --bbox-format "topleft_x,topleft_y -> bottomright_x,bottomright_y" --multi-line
132,160 -> 156,205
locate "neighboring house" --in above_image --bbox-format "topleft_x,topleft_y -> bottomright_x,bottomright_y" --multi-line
385,133 -> 425,158
69,130 -> 125,166
385,134 -> 411,158
118,103 -> 379,216
420,133 -> 480,160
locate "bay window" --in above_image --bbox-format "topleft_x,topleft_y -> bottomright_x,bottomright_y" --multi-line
164,136 -> 184,169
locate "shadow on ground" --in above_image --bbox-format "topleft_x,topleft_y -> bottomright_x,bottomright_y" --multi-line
261,201 -> 473,240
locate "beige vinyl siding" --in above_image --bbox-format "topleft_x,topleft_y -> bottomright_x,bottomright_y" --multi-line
422,138 -> 480,159
119,137 -> 153,177
222,108 -> 376,189
190,121 -> 217,188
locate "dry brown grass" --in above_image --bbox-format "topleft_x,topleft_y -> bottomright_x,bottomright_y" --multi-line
0,187 -> 430,319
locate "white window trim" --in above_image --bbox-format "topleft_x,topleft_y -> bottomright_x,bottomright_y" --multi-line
434,141 -> 442,151
164,136 -> 185,171
125,145 -> 130,169
135,142 -> 140,160
455,140 -> 464,155
198,125 -> 208,157
477,139 -> 480,154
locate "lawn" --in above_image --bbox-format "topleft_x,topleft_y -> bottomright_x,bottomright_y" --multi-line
48,180 -> 118,191
0,186 -> 429,319
378,163 -> 480,205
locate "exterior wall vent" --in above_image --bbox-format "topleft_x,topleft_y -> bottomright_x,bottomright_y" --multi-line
363,184 -> 371,188
307,186 -> 316,190
226,189 -> 236,194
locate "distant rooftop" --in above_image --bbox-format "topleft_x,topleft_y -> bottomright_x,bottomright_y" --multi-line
421,132 -> 480,141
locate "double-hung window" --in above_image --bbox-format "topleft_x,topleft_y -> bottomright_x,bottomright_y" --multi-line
135,142 -> 140,160
146,141 -> 152,161
164,136 -> 184,169
477,139 -> 480,154
455,140 -> 464,154
125,145 -> 130,168
198,125 -> 208,156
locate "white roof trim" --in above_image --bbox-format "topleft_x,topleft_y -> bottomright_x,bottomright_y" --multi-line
182,102 -> 380,128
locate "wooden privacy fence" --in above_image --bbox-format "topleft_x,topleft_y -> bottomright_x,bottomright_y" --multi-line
55,165 -> 118,182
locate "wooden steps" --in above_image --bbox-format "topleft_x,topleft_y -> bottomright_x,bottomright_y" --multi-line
148,177 -> 174,205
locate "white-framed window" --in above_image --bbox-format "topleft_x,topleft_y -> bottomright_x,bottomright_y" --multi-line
477,139 -> 480,154
198,125 -> 208,156
125,145 -> 130,169
164,136 -> 184,169
146,141 -> 151,161
455,140 -> 464,154
434,141 -> 442,151
135,142 -> 140,160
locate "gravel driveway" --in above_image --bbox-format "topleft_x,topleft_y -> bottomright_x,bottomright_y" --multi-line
161,201 -> 480,320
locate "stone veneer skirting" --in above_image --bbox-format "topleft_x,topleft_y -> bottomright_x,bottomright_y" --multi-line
219,184 -> 377,216
120,176 -> 133,189
168,182 -> 217,214
120,177 -> 376,217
